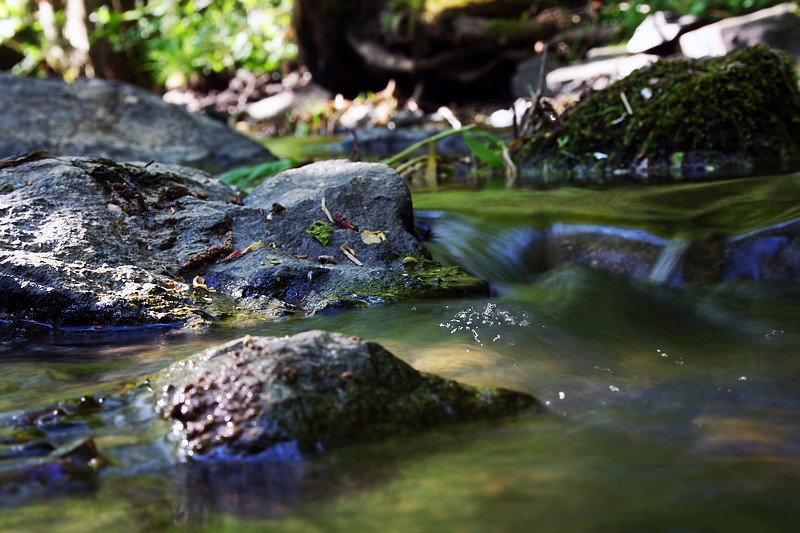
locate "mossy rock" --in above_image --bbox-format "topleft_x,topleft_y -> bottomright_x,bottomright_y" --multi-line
154,331 -> 539,460
520,45 -> 800,184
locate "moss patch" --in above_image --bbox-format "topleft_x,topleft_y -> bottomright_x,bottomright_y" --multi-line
324,259 -> 489,310
521,45 -> 800,181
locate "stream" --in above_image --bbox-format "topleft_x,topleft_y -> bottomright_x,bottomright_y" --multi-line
1,175 -> 799,532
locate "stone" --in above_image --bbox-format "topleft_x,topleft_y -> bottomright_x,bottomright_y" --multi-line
626,11 -> 699,54
0,74 -> 274,173
244,83 -> 332,121
0,157 -> 485,339
722,218 -> 800,281
679,3 -> 800,67
546,223 -> 669,283
153,330 -> 539,460
521,45 -> 800,183
545,53 -> 658,95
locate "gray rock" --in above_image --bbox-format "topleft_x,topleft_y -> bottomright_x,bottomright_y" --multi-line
722,218 -> 800,281
545,53 -> 658,95
0,74 -> 274,173
153,330 -> 539,460
626,11 -> 699,54
546,224 -> 669,282
0,157 -> 485,339
679,3 -> 800,66
245,83 -> 332,121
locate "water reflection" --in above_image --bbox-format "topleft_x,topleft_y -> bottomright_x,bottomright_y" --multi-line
1,236 -> 800,528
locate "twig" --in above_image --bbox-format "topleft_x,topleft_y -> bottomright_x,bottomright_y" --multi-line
620,92 -> 633,115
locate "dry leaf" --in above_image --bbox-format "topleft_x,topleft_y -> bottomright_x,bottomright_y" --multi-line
321,197 -> 334,223
340,244 -> 363,266
221,240 -> 264,263
192,276 -> 216,292
360,230 -> 387,244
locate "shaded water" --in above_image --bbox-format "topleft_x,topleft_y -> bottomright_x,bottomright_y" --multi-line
2,178 -> 800,531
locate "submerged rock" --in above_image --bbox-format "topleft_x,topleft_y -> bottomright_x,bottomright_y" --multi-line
0,157 -> 484,339
0,74 -> 273,173
520,45 -> 800,184
153,330 -> 539,460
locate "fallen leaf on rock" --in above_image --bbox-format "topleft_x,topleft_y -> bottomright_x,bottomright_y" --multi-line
360,230 -> 387,244
333,213 -> 359,231
221,240 -> 264,263
307,221 -> 332,245
192,276 -> 216,292
321,197 -> 334,223
340,244 -> 363,266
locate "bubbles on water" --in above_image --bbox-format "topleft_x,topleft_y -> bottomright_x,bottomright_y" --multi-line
438,302 -> 531,346
609,385 -> 620,392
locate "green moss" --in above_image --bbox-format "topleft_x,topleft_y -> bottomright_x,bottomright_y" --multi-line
342,259 -> 489,304
522,45 -> 800,176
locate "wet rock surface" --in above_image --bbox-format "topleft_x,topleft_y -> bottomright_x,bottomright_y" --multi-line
0,157 -> 485,339
154,330 -> 539,460
0,74 -> 273,173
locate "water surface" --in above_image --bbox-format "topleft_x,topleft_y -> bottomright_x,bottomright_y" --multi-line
1,176 -> 799,532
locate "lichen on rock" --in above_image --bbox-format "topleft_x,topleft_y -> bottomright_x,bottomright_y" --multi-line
153,330 -> 539,460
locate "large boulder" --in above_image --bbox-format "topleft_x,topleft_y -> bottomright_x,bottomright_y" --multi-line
519,45 -> 800,185
0,74 -> 273,173
679,3 -> 800,67
0,157 -> 484,339
153,330 -> 539,460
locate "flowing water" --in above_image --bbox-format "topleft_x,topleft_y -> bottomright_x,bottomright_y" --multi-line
2,176 -> 800,532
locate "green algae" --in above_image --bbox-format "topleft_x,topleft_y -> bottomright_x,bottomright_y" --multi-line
521,45 -> 800,179
326,259 -> 489,309
412,171 -> 800,239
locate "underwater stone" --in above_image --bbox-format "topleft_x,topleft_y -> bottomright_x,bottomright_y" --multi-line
154,330 -> 539,461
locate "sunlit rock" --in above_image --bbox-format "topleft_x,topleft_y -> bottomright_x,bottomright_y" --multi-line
154,330 -> 539,460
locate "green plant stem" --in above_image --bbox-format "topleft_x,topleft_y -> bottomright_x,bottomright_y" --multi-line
382,125 -> 476,167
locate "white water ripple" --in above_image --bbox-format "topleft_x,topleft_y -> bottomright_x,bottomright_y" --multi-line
438,302 -> 531,346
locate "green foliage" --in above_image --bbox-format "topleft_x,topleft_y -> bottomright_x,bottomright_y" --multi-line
94,0 -> 297,86
218,158 -> 297,192
462,130 -> 505,169
306,221 -> 332,245
0,0 -> 297,85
